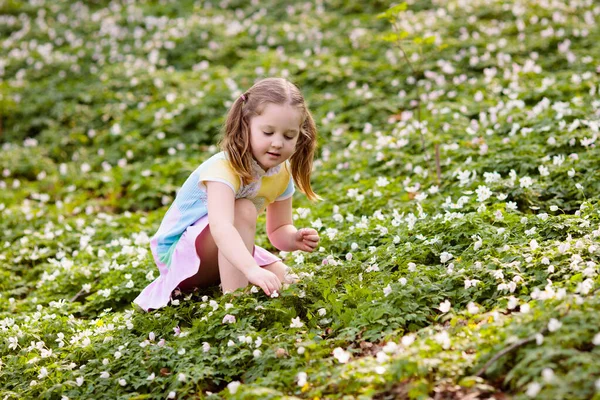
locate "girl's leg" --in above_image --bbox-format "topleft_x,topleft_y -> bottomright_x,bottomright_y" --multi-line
219,199 -> 257,294
178,222 -> 221,292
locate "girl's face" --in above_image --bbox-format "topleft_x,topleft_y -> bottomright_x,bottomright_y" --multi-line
249,103 -> 302,171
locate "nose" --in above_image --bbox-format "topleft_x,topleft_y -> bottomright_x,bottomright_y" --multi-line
271,137 -> 283,148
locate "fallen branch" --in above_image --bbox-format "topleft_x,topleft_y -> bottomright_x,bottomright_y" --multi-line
474,327 -> 549,377
473,290 -> 596,378
70,278 -> 101,302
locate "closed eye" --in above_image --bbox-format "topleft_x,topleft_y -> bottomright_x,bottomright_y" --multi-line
263,131 -> 295,140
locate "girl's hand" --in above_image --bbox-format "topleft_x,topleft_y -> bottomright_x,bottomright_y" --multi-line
245,267 -> 282,297
294,228 -> 320,252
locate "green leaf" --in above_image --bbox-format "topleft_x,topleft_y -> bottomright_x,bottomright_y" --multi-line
377,3 -> 408,21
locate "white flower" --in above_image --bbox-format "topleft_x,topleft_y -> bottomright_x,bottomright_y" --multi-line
541,257 -> 550,265
100,371 -> 110,379
434,330 -> 451,349
311,219 -> 323,230
526,381 -> 541,397
398,277 -> 407,285
548,318 -> 562,332
166,93 -> 177,103
542,368 -> 554,382
118,378 -> 127,386
530,239 -> 539,251
8,337 -> 18,350
222,314 -> 236,324
467,302 -> 479,314
290,317 -> 304,328
401,335 -> 415,347
76,377 -> 84,386
557,242 -> 570,254
253,349 -> 262,357
592,332 -> 600,346
376,351 -> 390,363
438,299 -> 451,313
202,342 -> 210,353
440,252 -> 453,263
332,347 -> 351,363
297,372 -> 308,386
38,367 -> 48,379
382,341 -> 398,353
227,381 -> 241,394
475,185 -> 492,202
383,284 -> 392,297
520,176 -> 533,188
178,373 -> 186,382
317,308 -> 327,316
376,176 -> 390,187
111,123 -> 121,135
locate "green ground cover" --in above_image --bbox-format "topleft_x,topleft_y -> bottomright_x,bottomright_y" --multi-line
1,0 -> 599,398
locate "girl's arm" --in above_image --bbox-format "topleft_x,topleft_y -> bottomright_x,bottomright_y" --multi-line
206,181 -> 281,295
267,197 -> 320,252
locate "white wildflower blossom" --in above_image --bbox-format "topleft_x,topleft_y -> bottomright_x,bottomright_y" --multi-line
520,176 -> 533,188
228,381 -> 241,394
290,317 -> 304,328
475,185 -> 492,202
526,382 -> 541,397
297,371 -> 308,386
332,347 -> 351,363
548,318 -> 562,332
438,300 -> 451,313
440,252 -> 453,263
383,284 -> 392,297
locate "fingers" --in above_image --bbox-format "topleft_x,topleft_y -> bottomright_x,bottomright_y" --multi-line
260,272 -> 282,297
261,284 -> 271,297
304,235 -> 320,242
302,237 -> 319,252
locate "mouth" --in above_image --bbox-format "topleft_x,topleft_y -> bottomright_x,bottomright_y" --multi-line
267,152 -> 281,157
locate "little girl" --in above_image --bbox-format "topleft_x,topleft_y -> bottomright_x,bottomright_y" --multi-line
134,77 -> 321,312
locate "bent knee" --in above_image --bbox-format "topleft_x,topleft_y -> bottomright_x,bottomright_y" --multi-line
234,198 -> 257,228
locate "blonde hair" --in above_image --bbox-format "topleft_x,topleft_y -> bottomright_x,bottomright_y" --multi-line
218,77 -> 321,202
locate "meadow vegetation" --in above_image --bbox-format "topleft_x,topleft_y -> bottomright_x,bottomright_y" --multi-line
1,0 -> 599,398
